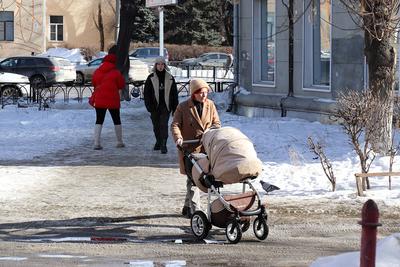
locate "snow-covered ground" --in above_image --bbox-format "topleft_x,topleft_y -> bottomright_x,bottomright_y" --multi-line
2,96 -> 399,205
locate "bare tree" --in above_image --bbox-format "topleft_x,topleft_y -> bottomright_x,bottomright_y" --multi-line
116,0 -> 137,101
333,90 -> 387,188
93,2 -> 105,51
307,137 -> 336,191
337,0 -> 399,153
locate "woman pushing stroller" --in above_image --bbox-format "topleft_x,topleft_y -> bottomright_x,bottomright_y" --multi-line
171,78 -> 221,218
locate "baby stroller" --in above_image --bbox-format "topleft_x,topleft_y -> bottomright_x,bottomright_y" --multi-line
179,127 -> 279,244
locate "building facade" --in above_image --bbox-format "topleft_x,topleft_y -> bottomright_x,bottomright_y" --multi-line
235,0 -> 366,122
0,0 -> 116,58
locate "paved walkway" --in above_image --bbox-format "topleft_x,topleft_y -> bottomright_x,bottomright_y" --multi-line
1,104 -> 180,167
0,104 -> 399,266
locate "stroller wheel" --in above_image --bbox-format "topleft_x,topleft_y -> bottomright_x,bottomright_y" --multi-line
225,221 -> 242,244
191,211 -> 211,240
241,220 -> 251,233
253,217 -> 269,240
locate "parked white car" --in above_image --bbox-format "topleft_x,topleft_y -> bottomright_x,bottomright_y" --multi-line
128,57 -> 150,83
129,47 -> 169,64
0,71 -> 30,97
181,52 -> 233,68
75,56 -> 149,85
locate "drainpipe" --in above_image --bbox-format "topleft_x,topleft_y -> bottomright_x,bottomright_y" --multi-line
227,0 -> 240,113
288,0 -> 294,97
280,0 -> 294,117
233,1 -> 240,87
42,0 -> 46,53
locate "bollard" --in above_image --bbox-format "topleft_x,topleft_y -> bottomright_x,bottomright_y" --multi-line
358,199 -> 381,267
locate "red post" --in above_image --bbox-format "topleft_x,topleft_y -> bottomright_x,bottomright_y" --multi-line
358,199 -> 381,267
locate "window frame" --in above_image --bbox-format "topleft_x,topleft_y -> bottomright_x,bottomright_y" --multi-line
252,0 -> 276,86
49,15 -> 64,41
302,0 -> 332,92
0,11 -> 14,41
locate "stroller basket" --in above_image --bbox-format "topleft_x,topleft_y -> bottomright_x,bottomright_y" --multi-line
211,191 -> 256,228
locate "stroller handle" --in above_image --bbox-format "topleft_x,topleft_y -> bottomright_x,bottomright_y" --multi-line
182,139 -> 200,144
177,139 -> 200,154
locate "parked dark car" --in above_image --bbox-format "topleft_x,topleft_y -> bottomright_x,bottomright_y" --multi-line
0,56 -> 76,87
129,47 -> 169,64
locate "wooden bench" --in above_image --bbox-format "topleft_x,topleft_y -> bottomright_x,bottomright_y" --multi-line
355,171 -> 400,196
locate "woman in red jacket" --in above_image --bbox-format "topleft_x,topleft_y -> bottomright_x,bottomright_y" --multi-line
91,45 -> 126,150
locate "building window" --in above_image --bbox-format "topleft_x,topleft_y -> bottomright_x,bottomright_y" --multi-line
50,16 -> 63,41
253,0 -> 276,84
303,0 -> 331,89
0,11 -> 14,41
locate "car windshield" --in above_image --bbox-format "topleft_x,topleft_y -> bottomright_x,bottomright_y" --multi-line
130,48 -> 167,57
89,58 -> 103,66
1,58 -> 17,67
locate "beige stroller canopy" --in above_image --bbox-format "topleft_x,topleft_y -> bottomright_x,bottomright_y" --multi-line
197,126 -> 263,185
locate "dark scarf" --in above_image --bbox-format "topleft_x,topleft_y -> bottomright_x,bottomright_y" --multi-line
155,69 -> 165,86
193,99 -> 204,118
156,69 -> 167,110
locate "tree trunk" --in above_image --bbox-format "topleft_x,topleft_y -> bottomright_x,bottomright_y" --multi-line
116,0 -> 136,101
98,2 -> 105,51
363,1 -> 396,154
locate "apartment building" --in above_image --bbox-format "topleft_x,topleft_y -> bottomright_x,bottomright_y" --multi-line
235,0 -> 367,122
0,0 -> 116,57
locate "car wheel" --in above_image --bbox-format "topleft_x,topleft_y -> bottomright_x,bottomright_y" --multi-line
30,75 -> 45,88
1,85 -> 21,97
76,72 -> 85,85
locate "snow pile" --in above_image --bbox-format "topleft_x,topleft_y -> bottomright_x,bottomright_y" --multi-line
39,47 -> 86,64
311,233 -> 400,267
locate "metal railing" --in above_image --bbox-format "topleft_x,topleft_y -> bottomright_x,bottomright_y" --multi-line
0,66 -> 235,110
1,80 -> 237,110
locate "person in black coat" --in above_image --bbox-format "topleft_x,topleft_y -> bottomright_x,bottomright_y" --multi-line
144,57 -> 179,154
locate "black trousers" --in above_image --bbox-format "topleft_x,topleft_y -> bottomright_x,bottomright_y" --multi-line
95,108 -> 121,125
150,108 -> 170,141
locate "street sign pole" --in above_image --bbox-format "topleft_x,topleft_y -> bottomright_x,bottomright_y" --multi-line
115,0 -> 120,42
146,0 -> 177,57
159,6 -> 164,57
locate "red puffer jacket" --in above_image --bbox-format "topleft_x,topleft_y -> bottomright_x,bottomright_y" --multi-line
92,54 -> 125,109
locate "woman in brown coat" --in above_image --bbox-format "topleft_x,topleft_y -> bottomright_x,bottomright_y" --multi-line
171,78 -> 221,218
